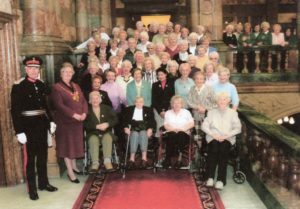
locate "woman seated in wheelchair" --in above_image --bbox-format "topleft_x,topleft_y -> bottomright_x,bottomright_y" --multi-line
84,91 -> 118,173
201,92 -> 241,190
162,95 -> 195,169
123,96 -> 156,169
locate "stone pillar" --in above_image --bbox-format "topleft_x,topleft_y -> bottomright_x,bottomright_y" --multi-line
100,0 -> 112,32
89,0 -> 100,29
76,0 -> 89,42
198,0 -> 223,41
59,0 -> 76,42
21,0 -> 70,55
297,0 -> 300,72
190,0 -> 199,32
0,9 -> 23,186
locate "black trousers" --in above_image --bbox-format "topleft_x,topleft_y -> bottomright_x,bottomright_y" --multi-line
206,140 -> 231,184
24,124 -> 49,192
164,131 -> 189,161
259,50 -> 269,72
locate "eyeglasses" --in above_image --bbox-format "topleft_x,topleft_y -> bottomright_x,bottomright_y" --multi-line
147,47 -> 153,50
210,57 -> 218,60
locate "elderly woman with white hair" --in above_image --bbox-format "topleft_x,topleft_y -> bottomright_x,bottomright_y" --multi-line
137,31 -> 151,53
213,67 -> 239,110
166,60 -> 180,81
203,62 -> 219,86
142,57 -> 157,85
173,39 -> 190,65
256,21 -> 272,72
201,92 -> 241,190
209,51 -> 223,72
145,42 -> 161,70
162,95 -> 195,169
51,63 -> 88,183
174,63 -> 195,105
195,45 -> 209,70
196,25 -> 206,45
188,32 -> 199,55
116,60 -> 134,95
222,24 -> 237,48
78,41 -> 99,69
187,72 -> 216,143
159,51 -> 170,70
187,54 -> 201,78
84,91 -> 118,173
123,97 -> 156,169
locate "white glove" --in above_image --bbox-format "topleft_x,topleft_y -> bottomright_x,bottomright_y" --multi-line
16,133 -> 27,144
50,122 -> 57,134
47,131 -> 53,147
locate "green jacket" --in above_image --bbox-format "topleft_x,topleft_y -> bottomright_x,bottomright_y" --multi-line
256,31 -> 272,46
238,32 -> 256,47
84,104 -> 118,139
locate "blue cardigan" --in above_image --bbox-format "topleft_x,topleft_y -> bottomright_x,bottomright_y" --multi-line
126,80 -> 152,107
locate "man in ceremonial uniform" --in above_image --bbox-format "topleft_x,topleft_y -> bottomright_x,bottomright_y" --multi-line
11,56 -> 57,200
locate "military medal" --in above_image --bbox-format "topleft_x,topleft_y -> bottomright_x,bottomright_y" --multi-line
72,91 -> 79,102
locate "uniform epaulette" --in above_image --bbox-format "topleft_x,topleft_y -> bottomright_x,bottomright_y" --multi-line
14,77 -> 25,84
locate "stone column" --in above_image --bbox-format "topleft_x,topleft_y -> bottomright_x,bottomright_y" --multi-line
198,0 -> 223,41
100,0 -> 112,32
190,0 -> 199,32
0,10 -> 23,186
21,0 -> 70,55
76,0 -> 89,43
59,0 -> 76,42
89,0 -> 100,29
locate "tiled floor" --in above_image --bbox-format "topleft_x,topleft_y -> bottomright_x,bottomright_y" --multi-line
219,168 -> 267,209
0,168 -> 267,209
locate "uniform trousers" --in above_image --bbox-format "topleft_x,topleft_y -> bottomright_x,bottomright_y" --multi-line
24,124 -> 49,192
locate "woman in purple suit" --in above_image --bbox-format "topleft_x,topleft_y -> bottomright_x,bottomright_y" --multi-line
51,63 -> 88,183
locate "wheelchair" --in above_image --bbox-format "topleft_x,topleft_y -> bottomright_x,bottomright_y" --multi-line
83,131 -> 121,175
197,135 -> 246,184
156,127 -> 195,172
121,131 -> 159,179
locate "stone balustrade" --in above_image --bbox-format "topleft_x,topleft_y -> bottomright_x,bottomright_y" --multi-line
223,45 -> 299,74
239,104 -> 300,209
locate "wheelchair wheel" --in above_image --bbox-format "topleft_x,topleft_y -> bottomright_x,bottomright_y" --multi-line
233,171 -> 246,184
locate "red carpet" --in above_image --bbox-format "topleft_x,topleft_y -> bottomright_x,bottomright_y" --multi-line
73,171 -> 225,209
95,170 -> 202,209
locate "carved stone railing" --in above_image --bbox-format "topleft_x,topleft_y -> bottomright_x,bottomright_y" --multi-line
223,45 -> 299,74
239,104 -> 300,209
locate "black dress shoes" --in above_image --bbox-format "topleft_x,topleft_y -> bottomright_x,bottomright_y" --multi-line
140,160 -> 148,169
67,174 -> 80,184
162,159 -> 171,169
127,161 -> 136,170
38,184 -> 58,192
73,169 -> 84,175
29,190 -> 39,200
174,161 -> 183,169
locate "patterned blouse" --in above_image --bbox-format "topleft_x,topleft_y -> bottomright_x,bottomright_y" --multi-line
187,84 -> 217,121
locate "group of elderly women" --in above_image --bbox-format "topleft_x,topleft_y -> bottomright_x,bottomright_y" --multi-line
50,59 -> 241,190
